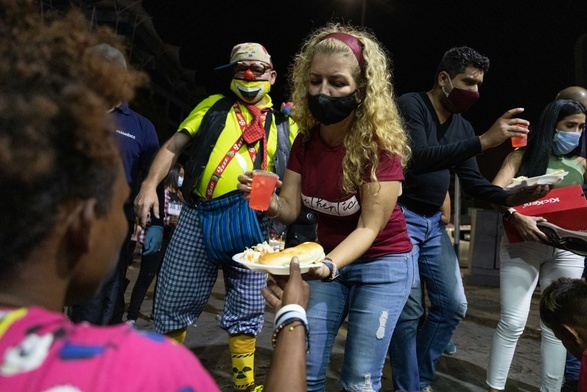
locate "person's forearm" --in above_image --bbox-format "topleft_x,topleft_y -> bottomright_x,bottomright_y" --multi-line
491,203 -> 510,215
328,226 -> 378,269
267,193 -> 300,225
142,132 -> 189,189
142,147 -> 178,189
264,326 -> 306,392
266,170 -> 302,225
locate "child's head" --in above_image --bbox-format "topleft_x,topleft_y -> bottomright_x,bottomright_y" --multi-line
540,277 -> 587,359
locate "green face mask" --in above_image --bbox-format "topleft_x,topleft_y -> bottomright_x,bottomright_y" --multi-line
230,79 -> 271,104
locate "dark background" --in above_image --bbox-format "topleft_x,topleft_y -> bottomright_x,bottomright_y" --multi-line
140,0 -> 587,208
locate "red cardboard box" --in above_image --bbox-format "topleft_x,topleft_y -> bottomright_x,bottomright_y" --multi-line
503,185 -> 587,243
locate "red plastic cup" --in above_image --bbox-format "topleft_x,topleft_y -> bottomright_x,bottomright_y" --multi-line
249,170 -> 279,211
511,123 -> 528,148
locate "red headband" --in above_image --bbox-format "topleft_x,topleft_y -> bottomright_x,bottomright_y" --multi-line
321,32 -> 365,72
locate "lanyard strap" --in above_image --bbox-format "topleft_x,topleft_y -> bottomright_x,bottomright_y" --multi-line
204,104 -> 262,199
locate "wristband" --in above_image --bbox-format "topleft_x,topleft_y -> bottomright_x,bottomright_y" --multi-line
503,208 -> 517,221
275,310 -> 307,330
274,304 -> 307,328
271,317 -> 310,353
321,257 -> 340,282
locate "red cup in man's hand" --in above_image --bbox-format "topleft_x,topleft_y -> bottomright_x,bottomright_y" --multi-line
511,123 -> 529,148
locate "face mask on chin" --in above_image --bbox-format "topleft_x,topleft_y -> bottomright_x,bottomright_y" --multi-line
552,129 -> 581,155
230,79 -> 271,104
307,91 -> 359,125
441,75 -> 480,114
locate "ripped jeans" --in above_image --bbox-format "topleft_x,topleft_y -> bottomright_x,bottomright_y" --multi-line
306,252 -> 414,391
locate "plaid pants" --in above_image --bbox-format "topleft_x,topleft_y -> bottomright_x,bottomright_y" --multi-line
154,202 -> 267,335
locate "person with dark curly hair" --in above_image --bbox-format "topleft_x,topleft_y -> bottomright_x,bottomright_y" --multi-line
0,2 -> 219,390
0,3 -> 311,391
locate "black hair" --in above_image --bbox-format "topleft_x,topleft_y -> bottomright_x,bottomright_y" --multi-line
163,163 -> 184,202
540,277 -> 587,330
516,99 -> 586,177
434,46 -> 490,83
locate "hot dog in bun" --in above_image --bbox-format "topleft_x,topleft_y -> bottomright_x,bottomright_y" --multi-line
258,242 -> 324,266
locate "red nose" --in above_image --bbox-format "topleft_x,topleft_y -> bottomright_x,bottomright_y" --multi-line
244,69 -> 255,80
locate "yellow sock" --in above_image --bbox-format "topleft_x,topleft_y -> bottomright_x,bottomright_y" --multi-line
229,334 -> 256,390
165,327 -> 187,344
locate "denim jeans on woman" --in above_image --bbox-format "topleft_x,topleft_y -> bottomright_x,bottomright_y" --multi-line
388,207 -> 467,391
486,239 -> 584,391
306,252 -> 414,392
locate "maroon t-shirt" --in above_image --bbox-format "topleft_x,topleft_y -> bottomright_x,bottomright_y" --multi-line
287,130 -> 412,257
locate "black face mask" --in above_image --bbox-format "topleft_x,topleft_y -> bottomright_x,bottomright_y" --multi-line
307,91 -> 359,125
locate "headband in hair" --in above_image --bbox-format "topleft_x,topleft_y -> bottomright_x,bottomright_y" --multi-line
321,32 -> 365,72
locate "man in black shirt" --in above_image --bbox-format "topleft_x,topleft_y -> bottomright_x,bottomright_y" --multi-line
388,46 -> 551,392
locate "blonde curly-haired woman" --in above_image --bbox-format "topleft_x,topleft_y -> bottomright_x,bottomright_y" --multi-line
238,23 -> 413,391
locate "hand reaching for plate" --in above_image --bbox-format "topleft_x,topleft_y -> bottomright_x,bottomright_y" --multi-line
505,184 -> 553,207
262,257 -> 310,312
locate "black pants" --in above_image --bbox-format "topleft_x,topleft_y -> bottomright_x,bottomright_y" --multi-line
126,240 -> 169,321
70,224 -> 133,325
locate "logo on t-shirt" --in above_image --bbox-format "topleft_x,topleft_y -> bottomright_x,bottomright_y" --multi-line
302,194 -> 360,216
115,130 -> 136,139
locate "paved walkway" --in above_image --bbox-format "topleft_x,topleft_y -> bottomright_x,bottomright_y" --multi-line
125,260 -> 544,392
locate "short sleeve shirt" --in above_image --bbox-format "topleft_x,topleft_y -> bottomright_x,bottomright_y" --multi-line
0,307 -> 219,391
287,129 -> 412,257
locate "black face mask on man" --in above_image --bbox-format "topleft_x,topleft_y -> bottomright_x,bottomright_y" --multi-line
307,91 -> 359,125
441,75 -> 479,114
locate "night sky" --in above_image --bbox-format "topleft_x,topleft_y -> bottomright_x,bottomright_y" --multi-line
142,0 -> 587,182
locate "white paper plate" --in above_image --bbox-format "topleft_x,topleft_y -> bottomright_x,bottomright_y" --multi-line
232,252 -> 321,275
505,171 -> 568,191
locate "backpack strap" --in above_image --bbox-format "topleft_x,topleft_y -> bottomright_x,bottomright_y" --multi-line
271,108 -> 291,180
181,97 -> 291,205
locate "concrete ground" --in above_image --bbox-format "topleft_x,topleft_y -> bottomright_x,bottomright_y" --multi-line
125,251 -> 544,392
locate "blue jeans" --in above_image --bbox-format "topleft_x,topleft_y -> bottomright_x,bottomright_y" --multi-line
306,252 -> 414,391
389,207 -> 467,391
565,351 -> 580,383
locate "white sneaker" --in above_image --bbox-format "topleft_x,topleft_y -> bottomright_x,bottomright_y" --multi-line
125,319 -> 136,327
420,386 -> 433,392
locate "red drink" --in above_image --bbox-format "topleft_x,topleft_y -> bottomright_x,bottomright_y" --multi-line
511,123 -> 528,148
249,170 -> 279,211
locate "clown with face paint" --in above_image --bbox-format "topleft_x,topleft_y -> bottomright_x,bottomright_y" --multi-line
134,42 -> 298,392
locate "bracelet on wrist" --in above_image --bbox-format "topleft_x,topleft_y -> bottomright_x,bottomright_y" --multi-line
271,317 -> 310,353
274,304 -> 307,328
267,194 -> 282,219
321,257 -> 340,282
503,208 -> 517,221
